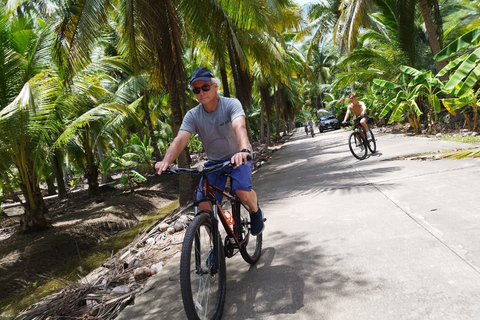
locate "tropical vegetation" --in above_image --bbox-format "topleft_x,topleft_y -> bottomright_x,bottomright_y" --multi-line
0,0 -> 479,233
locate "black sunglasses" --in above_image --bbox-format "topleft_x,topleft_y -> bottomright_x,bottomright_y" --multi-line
192,84 -> 212,94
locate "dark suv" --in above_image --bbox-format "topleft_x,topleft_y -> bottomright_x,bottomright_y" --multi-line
318,114 -> 339,133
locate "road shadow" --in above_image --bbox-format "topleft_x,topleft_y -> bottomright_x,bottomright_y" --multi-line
223,230 -> 371,319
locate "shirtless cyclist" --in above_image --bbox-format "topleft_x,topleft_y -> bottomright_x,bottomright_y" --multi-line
342,92 -> 371,140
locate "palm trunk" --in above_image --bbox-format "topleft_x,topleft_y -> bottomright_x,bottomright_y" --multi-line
274,84 -> 281,138
418,0 -> 447,75
227,40 -> 253,141
17,159 -> 51,232
83,130 -> 100,196
20,183 -> 51,232
51,153 -> 67,198
143,89 -> 162,161
46,175 -> 56,195
259,84 -> 272,144
219,60 -> 230,97
167,75 -> 193,206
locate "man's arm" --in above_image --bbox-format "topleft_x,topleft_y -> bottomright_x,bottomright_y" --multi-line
231,116 -> 251,167
154,130 -> 191,174
343,105 -> 352,123
360,101 -> 367,116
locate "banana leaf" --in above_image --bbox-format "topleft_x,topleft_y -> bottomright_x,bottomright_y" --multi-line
444,47 -> 480,91
437,53 -> 469,77
389,101 -> 407,123
429,94 -> 441,119
456,64 -> 480,97
373,78 -> 399,89
379,98 -> 397,119
400,65 -> 422,77
410,99 -> 422,116
434,27 -> 480,61
441,96 -> 470,115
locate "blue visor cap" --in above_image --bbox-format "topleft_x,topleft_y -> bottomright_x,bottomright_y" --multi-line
189,67 -> 214,85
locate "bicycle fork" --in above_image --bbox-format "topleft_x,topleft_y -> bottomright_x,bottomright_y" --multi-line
194,198 -> 220,275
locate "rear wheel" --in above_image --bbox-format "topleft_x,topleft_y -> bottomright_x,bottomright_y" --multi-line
236,201 -> 262,264
180,214 -> 226,320
366,128 -> 376,153
348,131 -> 367,160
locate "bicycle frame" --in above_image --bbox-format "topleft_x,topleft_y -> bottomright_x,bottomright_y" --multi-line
196,175 -> 251,265
167,161 -> 251,273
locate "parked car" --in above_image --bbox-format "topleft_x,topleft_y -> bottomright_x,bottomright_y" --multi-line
318,114 -> 339,133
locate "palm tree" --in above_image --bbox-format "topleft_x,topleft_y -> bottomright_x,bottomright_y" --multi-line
0,4 -> 62,231
418,0 -> 447,73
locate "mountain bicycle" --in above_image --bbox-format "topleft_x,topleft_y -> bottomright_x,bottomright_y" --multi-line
343,116 -> 376,160
165,160 -> 263,320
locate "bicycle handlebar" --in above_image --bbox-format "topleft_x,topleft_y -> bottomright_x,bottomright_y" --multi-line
343,115 -> 364,127
163,155 -> 252,176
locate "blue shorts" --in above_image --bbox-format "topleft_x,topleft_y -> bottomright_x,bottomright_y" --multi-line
196,159 -> 253,203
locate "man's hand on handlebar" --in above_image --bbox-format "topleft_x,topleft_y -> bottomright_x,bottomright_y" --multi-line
231,151 -> 250,168
154,161 -> 169,175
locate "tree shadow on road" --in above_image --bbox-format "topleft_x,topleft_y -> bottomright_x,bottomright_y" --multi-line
223,231 -> 370,319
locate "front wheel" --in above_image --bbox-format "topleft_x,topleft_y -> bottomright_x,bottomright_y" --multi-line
366,128 -> 376,153
236,201 -> 262,264
180,214 -> 226,320
348,131 -> 367,160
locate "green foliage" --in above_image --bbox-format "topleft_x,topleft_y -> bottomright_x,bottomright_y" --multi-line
374,71 -> 424,133
187,134 -> 203,153
436,27 -> 480,97
98,134 -> 151,192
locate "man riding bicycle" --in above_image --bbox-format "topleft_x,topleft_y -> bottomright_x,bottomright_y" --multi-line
342,92 -> 371,140
307,118 -> 314,133
154,66 -> 264,236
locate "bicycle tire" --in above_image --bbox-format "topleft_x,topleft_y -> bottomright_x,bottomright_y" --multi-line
366,128 -> 376,153
236,201 -> 262,264
180,214 -> 226,320
348,131 -> 367,160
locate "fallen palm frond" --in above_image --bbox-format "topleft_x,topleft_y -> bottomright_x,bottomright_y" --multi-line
439,147 -> 480,159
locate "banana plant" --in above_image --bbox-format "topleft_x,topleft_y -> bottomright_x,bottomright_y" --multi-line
399,66 -> 444,132
434,27 -> 480,131
374,73 -> 423,134
435,27 -> 480,97
441,88 -> 480,131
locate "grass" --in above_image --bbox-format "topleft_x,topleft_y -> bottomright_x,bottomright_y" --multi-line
439,134 -> 480,144
0,200 -> 179,320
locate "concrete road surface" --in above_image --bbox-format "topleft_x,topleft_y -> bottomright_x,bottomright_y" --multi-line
117,128 -> 480,320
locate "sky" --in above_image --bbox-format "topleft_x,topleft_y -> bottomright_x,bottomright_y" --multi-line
294,0 -> 313,6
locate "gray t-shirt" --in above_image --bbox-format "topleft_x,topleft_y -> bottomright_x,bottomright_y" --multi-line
180,96 -> 245,161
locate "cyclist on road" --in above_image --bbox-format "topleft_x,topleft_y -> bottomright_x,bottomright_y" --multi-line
307,118 -> 314,133
342,92 -> 371,140
154,66 -> 264,236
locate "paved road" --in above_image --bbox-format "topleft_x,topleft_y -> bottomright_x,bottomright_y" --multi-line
117,128 -> 480,320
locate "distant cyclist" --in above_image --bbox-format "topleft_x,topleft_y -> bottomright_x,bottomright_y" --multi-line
307,118 -> 314,133
342,92 -> 371,140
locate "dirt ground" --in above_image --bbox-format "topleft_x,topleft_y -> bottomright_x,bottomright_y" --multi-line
0,173 -> 179,305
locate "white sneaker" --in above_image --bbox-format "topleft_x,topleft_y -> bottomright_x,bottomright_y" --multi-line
366,132 -> 372,141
